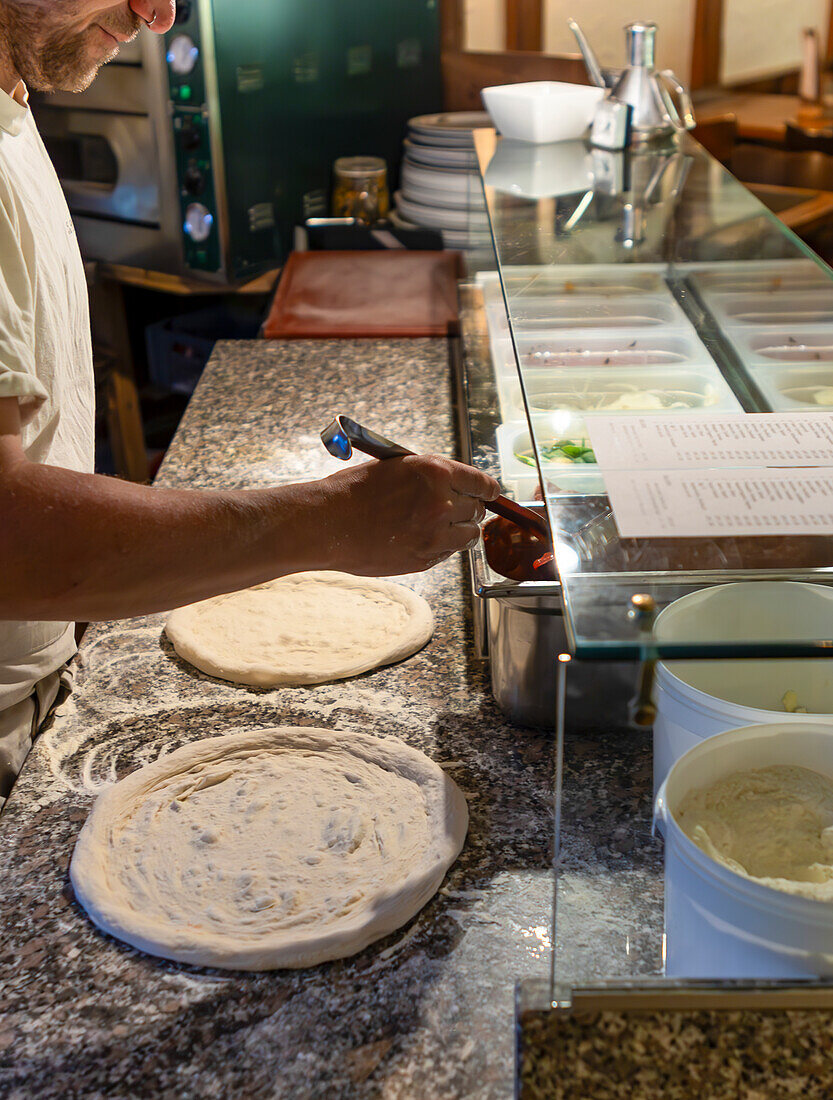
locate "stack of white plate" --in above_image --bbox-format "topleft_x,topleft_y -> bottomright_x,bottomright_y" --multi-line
393,112 -> 492,250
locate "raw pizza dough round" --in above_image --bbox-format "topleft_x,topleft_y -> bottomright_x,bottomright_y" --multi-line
70,726 -> 468,970
165,571 -> 434,687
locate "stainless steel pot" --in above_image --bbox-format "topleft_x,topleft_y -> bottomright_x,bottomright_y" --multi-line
488,594 -> 565,729
485,593 -> 635,730
453,311 -> 636,732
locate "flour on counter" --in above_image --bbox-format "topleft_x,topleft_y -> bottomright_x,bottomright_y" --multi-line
70,726 -> 468,970
165,571 -> 434,687
677,765 -> 833,901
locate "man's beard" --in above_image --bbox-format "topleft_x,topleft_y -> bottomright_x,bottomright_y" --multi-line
0,3 -> 142,93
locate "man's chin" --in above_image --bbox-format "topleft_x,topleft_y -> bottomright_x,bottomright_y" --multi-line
32,34 -> 119,93
60,65 -> 103,93
28,64 -> 99,93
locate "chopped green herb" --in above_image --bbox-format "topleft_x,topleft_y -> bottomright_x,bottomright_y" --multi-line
515,439 -> 596,467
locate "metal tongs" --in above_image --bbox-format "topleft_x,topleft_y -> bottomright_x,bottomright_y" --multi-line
321,415 -> 552,546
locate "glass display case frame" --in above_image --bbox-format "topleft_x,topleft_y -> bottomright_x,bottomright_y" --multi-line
457,127 -> 833,1046
471,127 -> 833,663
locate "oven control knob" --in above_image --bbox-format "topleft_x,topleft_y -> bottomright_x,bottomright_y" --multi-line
167,34 -> 199,76
183,166 -> 204,195
180,122 -> 201,152
183,203 -> 213,242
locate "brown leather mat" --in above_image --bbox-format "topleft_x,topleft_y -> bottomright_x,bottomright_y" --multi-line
262,250 -> 462,339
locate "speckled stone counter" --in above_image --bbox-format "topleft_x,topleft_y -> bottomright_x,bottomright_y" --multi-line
0,339 -> 558,1100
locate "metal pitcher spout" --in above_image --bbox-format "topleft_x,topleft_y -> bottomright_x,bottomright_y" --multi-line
567,17 -> 607,89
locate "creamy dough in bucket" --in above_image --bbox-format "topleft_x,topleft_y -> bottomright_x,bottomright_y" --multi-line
677,765 -> 833,901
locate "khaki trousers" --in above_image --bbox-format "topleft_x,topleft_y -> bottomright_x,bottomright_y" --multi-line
0,666 -> 73,811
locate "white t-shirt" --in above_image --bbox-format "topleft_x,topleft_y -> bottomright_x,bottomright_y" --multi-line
0,84 -> 94,712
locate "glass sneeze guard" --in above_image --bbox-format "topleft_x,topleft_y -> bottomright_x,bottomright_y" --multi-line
464,129 -> 833,1066
473,128 -> 833,660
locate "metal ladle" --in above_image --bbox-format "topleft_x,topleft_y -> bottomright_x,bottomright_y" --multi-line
320,414 -> 552,546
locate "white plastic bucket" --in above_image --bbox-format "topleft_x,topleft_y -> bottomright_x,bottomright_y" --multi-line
655,721 -> 833,979
653,581 -> 833,793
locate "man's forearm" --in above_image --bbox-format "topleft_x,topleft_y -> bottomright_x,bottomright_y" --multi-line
0,462 -> 332,621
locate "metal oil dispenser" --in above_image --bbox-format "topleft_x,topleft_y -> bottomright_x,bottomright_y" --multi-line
570,19 -> 695,145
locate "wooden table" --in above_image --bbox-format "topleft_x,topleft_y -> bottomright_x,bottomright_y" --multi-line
695,93 -> 833,143
694,94 -> 833,244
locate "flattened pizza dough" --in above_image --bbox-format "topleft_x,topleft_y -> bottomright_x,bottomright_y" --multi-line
70,727 -> 468,970
165,571 -> 433,687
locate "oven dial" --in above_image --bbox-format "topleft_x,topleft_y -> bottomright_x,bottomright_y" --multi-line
180,121 -> 201,152
167,34 -> 199,76
183,202 -> 213,242
184,166 -> 204,195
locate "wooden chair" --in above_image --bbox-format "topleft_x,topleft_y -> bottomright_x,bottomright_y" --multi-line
785,121 -> 833,155
441,49 -> 588,112
726,130 -> 833,237
87,266 -> 149,483
748,185 -> 833,233
692,115 -> 738,165
439,0 -> 586,111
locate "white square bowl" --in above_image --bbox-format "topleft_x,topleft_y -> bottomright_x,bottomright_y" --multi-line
481,81 -> 606,144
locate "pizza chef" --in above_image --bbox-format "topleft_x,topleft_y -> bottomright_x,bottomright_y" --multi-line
0,1 -> 499,809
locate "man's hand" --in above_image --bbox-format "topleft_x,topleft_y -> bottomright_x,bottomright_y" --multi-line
317,455 -> 501,576
0,384 -> 500,621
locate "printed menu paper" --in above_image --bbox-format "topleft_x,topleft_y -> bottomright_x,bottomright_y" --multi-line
586,412 -> 833,470
602,468 -> 833,538
580,413 -> 833,538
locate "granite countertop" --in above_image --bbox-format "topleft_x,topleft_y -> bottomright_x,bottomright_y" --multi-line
0,339 -> 557,1099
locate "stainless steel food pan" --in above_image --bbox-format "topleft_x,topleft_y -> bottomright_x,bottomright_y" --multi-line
469,536 -> 634,730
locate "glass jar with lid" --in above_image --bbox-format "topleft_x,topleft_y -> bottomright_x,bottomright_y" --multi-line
332,156 -> 389,225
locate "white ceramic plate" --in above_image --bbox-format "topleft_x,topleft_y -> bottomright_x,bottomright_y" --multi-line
442,232 -> 490,250
408,111 -> 490,137
403,138 -> 477,169
401,160 -> 480,195
388,210 -> 488,251
441,229 -> 493,249
407,132 -> 476,149
389,210 -> 419,229
400,184 -> 482,211
395,191 -> 488,231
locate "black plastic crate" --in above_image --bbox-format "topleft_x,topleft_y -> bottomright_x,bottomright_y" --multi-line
145,306 -> 261,394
